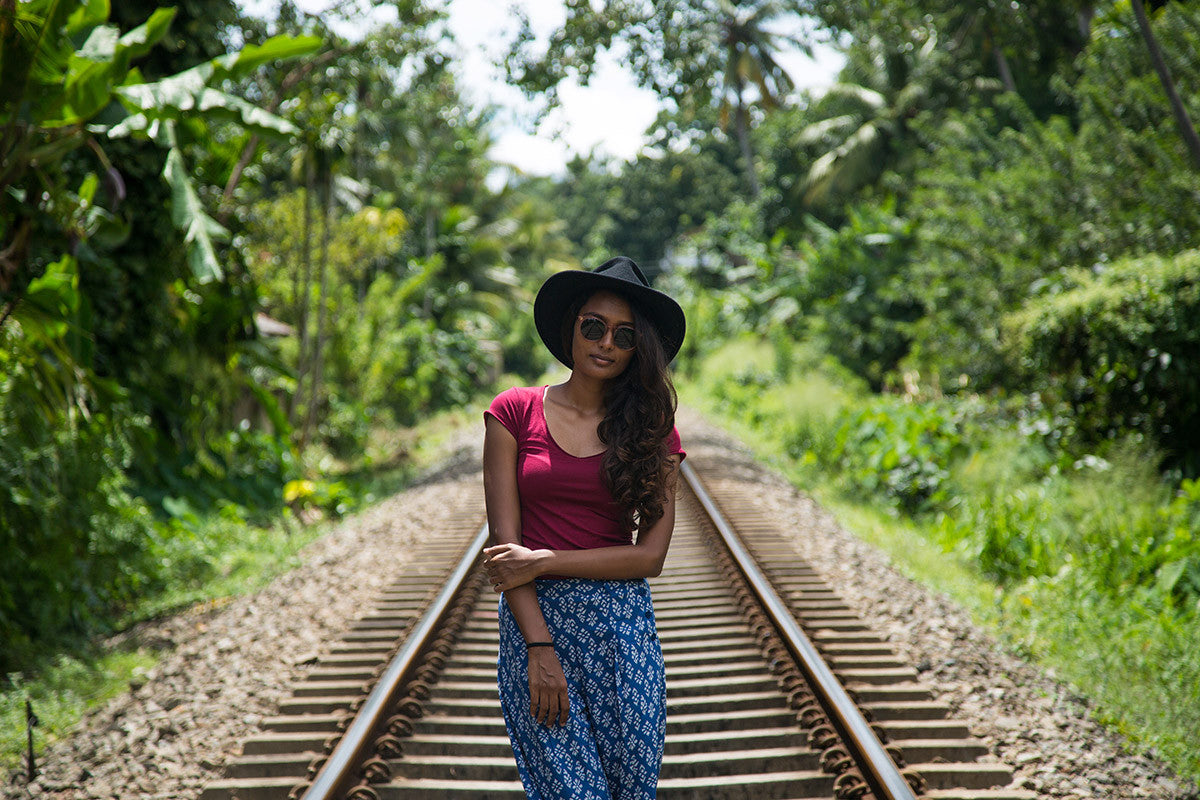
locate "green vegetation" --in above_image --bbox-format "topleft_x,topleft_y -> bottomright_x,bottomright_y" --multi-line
681,335 -> 1200,776
0,648 -> 157,776
0,397 -> 488,773
1006,249 -> 1200,472
1,0 -> 564,680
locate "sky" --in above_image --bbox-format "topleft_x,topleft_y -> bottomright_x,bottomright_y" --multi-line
236,0 -> 845,177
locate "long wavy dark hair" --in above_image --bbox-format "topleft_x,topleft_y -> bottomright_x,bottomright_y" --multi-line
559,291 -> 679,532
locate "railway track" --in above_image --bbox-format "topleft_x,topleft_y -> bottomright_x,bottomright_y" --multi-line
200,458 -> 1035,800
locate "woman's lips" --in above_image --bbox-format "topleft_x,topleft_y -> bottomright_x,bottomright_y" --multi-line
589,354 -> 614,366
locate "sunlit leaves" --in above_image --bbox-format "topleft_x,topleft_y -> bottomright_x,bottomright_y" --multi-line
163,138 -> 228,284
43,7 -> 176,125
212,33 -> 323,80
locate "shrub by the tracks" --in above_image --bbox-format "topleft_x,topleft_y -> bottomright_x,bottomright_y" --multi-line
832,398 -> 971,515
1005,248 -> 1200,472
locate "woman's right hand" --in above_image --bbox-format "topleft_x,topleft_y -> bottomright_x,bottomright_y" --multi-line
527,646 -> 569,727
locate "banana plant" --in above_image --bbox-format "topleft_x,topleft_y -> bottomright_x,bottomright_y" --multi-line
0,0 -> 319,311
1,0 -> 318,430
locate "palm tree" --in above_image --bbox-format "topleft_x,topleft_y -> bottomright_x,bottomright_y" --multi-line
794,32 -> 961,207
716,0 -> 802,198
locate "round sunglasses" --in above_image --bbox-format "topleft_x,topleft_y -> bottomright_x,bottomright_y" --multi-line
577,315 -> 637,350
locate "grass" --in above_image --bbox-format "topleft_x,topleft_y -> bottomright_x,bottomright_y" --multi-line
1002,575 -> 1200,772
1,649 -> 157,779
0,396 -> 494,779
678,334 -> 1200,785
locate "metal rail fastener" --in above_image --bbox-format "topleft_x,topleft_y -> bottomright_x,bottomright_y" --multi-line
681,461 -> 919,800
300,521 -> 490,800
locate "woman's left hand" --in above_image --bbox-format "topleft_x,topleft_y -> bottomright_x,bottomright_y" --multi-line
483,543 -> 548,592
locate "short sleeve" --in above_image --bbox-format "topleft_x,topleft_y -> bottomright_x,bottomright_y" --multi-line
484,387 -> 526,441
668,426 -> 686,463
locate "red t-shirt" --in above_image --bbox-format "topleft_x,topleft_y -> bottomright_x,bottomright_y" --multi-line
485,385 -> 686,553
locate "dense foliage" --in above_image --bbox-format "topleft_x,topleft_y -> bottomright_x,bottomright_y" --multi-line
685,336 -> 1200,774
0,0 -> 564,673
512,0 -> 1200,779
1006,249 -> 1200,470
0,0 -> 317,669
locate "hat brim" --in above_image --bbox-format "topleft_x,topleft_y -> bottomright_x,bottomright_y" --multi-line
534,270 -> 686,367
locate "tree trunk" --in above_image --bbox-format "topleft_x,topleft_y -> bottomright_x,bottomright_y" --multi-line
216,49 -> 341,225
301,168 -> 334,449
734,87 -> 760,199
290,155 -> 316,426
988,29 -> 1017,92
1077,5 -> 1096,41
1131,0 -> 1200,169
422,203 -> 436,316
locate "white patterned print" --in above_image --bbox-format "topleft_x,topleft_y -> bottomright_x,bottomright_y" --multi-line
498,578 -> 667,799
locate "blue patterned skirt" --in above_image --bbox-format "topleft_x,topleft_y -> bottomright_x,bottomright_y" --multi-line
497,578 -> 666,800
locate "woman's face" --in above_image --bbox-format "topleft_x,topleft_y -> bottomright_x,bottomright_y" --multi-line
571,291 -> 636,380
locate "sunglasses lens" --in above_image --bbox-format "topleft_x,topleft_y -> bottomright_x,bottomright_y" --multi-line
579,317 -> 606,341
578,316 -> 636,350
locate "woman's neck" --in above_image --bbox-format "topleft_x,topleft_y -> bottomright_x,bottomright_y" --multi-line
556,373 -> 607,416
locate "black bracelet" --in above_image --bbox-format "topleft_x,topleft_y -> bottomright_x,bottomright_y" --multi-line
525,641 -> 555,648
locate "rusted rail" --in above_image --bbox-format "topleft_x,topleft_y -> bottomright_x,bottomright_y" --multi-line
299,522 -> 489,800
681,460 -> 918,800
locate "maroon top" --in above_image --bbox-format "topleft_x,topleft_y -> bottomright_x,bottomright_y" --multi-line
485,385 -> 686,554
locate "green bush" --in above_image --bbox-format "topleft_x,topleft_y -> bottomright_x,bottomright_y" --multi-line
938,484 -> 1063,584
833,397 -> 970,514
336,272 -> 491,428
1005,249 -> 1200,471
938,436 -> 1200,609
797,200 -> 922,390
1154,478 -> 1200,608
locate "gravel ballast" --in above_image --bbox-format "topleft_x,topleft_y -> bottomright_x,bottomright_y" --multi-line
5,408 -> 1197,800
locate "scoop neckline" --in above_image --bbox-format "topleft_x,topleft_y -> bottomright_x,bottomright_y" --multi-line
540,385 -> 606,459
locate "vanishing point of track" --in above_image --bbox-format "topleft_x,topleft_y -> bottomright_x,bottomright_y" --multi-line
200,456 -> 1036,800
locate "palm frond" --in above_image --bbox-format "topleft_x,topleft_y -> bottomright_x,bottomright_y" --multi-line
801,120 -> 882,206
795,114 -> 860,145
820,82 -> 887,111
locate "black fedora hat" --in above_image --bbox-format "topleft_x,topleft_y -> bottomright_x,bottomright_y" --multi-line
534,256 -> 686,367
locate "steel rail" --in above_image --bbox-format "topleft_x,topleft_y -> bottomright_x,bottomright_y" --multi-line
681,461 -> 919,800
300,521 -> 490,800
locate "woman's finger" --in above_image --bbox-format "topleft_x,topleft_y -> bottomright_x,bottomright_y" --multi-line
556,691 -> 570,727
530,684 -> 542,724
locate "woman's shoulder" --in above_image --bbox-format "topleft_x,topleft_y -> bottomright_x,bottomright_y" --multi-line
486,385 -> 543,428
490,385 -> 543,407
487,383 -> 544,422
667,425 -> 685,457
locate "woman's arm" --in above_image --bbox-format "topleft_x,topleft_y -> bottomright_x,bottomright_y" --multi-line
483,457 -> 680,590
483,415 -> 569,727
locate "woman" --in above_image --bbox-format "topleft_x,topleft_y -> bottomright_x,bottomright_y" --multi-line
481,255 -> 687,800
